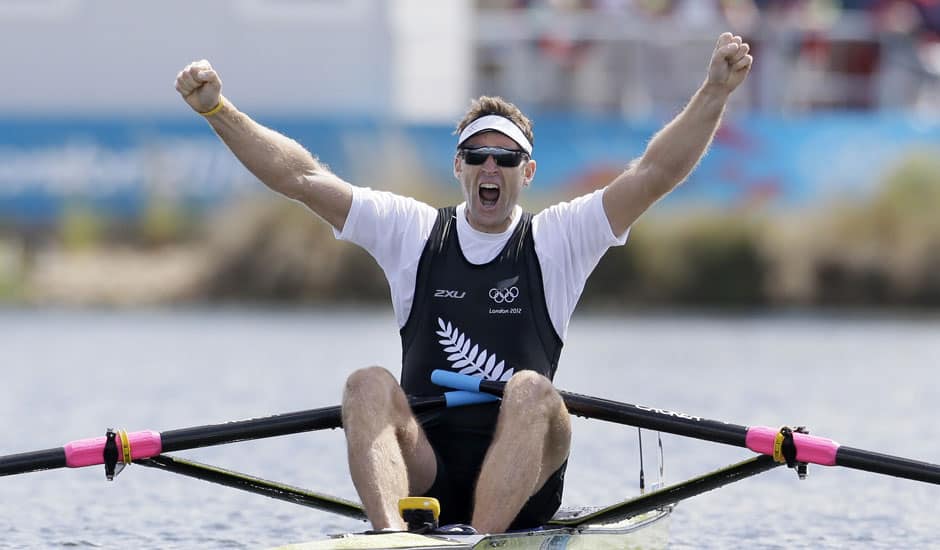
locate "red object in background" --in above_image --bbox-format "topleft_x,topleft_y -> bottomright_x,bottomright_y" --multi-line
714,123 -> 758,152
536,35 -> 593,68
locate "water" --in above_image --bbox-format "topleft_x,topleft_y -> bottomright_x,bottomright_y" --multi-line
0,308 -> 937,549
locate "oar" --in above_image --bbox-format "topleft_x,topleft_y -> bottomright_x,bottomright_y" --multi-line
137,454 -> 367,520
0,391 -> 496,477
431,370 -> 940,485
549,455 -> 780,527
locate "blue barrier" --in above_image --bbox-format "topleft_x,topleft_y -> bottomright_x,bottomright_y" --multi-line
1,113 -> 938,223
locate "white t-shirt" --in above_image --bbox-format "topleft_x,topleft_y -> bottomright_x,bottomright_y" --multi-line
334,187 -> 628,341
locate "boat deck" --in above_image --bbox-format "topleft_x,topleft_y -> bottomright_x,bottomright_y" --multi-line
276,507 -> 672,549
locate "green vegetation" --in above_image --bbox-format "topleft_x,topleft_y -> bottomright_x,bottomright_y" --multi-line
0,238 -> 25,301
586,213 -> 768,308
12,151 -> 940,308
194,198 -> 387,303
195,150 -> 940,309
139,194 -> 194,247
795,151 -> 940,306
60,203 -> 108,251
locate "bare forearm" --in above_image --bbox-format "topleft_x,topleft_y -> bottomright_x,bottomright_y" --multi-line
602,34 -> 752,236
206,97 -> 323,197
203,98 -> 351,229
174,61 -> 351,228
638,83 -> 728,196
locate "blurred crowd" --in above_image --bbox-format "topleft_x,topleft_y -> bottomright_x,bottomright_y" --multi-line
480,0 -> 940,35
474,0 -> 940,114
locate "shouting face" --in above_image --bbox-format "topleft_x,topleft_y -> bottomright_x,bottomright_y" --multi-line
454,131 -> 536,234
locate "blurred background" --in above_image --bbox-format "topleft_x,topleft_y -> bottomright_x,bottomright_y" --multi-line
3,2 -> 940,548
2,0 -> 939,309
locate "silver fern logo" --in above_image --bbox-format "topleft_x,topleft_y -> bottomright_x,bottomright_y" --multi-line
436,317 -> 514,381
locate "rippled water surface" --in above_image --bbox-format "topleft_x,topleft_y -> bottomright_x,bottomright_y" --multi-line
1,308 -> 938,549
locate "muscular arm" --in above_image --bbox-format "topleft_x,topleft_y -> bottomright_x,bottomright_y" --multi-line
175,60 -> 351,231
603,33 -> 753,236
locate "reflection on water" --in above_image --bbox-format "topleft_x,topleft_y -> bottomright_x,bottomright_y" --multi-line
0,308 -> 937,549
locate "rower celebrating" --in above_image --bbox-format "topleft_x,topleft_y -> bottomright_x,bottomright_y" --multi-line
174,33 -> 753,533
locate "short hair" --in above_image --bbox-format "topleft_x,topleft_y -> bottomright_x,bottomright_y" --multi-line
455,96 -> 534,149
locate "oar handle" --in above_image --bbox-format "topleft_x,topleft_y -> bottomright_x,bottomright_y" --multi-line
432,370 -> 485,393
443,389 -> 498,407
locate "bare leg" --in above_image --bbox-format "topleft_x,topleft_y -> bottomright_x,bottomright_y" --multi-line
471,371 -> 571,533
342,366 -> 437,530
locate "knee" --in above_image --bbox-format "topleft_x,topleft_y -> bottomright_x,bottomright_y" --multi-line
502,371 -> 563,416
342,366 -> 397,405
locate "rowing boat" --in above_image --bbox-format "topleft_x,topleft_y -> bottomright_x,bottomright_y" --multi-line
278,508 -> 671,549
1,371 -> 937,547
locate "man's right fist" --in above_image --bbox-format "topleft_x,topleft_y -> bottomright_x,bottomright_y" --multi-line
175,59 -> 222,114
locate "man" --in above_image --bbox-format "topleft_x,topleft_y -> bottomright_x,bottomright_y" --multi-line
175,32 -> 752,534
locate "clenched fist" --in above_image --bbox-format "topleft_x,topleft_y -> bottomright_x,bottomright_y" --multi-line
175,59 -> 223,114
706,33 -> 752,94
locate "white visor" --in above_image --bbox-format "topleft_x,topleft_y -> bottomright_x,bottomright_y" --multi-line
457,115 -> 532,154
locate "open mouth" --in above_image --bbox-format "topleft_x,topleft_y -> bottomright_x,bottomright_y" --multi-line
479,184 -> 500,207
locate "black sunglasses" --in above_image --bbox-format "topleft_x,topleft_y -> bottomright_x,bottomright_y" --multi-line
459,146 -> 529,168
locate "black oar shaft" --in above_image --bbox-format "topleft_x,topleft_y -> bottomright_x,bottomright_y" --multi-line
161,406 -> 343,453
137,455 -> 367,520
550,455 -> 780,527
477,380 -> 750,447
0,448 -> 66,476
162,394 -> 455,452
0,395 -> 456,477
837,446 -> 940,485
437,373 -> 940,486
562,392 -> 940,486
551,389 -> 749,447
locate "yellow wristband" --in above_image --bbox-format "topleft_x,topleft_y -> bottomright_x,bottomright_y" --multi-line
199,97 -> 225,117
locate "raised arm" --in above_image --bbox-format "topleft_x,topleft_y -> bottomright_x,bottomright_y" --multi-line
602,33 -> 753,236
174,60 -> 352,231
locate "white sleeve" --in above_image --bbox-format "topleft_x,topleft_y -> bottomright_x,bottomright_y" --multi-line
334,186 -> 438,327
533,188 -> 629,341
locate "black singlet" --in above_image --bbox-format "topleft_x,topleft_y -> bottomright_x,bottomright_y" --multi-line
399,206 -> 565,528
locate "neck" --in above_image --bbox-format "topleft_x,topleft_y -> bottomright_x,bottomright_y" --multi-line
464,206 -> 514,234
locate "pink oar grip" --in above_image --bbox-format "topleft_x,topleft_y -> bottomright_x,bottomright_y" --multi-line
63,430 -> 163,468
745,426 -> 840,466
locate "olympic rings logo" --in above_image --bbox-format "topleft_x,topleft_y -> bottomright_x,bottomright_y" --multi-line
489,286 -> 520,304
